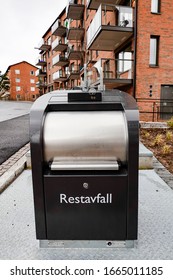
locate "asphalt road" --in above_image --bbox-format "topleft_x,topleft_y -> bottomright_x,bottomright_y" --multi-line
0,114 -> 30,164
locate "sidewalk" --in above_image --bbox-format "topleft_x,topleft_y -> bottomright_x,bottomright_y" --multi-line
0,144 -> 173,259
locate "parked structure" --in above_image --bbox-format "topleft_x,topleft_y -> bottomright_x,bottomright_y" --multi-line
6,61 -> 39,101
36,0 -> 173,121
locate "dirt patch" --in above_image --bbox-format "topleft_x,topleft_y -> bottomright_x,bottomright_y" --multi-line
140,128 -> 173,174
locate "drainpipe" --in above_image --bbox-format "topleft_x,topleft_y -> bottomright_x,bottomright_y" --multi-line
133,0 -> 138,99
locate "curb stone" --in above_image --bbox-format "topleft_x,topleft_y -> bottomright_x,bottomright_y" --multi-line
0,143 -> 30,193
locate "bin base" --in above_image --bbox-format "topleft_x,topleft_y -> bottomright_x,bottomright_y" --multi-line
39,240 -> 135,249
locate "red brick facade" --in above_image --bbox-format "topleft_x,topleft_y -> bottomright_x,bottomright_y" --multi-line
136,0 -> 173,121
36,0 -> 173,121
7,61 -> 39,101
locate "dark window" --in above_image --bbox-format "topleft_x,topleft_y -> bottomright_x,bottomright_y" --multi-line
149,36 -> 160,66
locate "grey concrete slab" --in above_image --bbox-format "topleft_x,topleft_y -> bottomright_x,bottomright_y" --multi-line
0,101 -> 32,122
0,169 -> 173,260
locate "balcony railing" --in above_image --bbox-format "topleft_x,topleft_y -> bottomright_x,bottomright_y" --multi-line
38,39 -> 51,51
51,19 -> 67,37
36,81 -> 47,88
87,4 -> 133,51
67,20 -> 85,41
35,69 -> 47,77
52,38 -> 68,52
87,0 -> 123,10
67,44 -> 84,60
35,57 -> 47,66
66,0 -> 85,20
88,57 -> 133,89
52,54 -> 69,67
53,70 -> 69,82
68,64 -> 81,79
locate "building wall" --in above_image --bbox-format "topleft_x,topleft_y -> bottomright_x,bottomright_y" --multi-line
136,0 -> 173,121
8,61 -> 39,101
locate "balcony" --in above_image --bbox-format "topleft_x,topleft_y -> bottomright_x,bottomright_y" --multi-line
87,0 -> 123,10
67,20 -> 85,41
52,54 -> 69,67
66,0 -> 85,20
51,19 -> 67,37
67,45 -> 84,60
68,64 -> 81,80
87,4 -> 133,51
53,70 -> 68,82
38,39 -> 51,51
52,38 -> 68,52
88,57 -> 133,89
35,69 -> 47,77
36,81 -> 47,88
35,57 -> 47,66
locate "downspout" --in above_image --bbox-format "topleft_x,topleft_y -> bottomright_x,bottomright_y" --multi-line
133,0 -> 138,99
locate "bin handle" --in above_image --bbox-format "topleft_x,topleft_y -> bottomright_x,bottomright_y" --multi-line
50,161 -> 119,171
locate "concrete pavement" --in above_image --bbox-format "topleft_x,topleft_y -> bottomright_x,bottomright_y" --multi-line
0,143 -> 173,259
0,100 -> 32,122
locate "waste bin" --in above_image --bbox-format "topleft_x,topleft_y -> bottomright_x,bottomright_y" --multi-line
30,89 -> 139,248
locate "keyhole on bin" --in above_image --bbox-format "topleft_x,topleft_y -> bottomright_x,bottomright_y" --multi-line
83,182 -> 89,189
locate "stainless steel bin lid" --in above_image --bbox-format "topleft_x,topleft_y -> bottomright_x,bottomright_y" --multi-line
43,111 -> 128,168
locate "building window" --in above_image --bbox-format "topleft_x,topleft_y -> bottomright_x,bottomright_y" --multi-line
16,86 -> 21,91
30,79 -> 35,84
31,87 -> 35,91
149,36 -> 159,66
30,70 -> 34,75
15,78 -> 20,83
151,0 -> 160,13
15,69 -> 20,74
32,95 -> 36,99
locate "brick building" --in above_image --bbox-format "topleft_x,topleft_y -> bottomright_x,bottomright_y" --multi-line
36,0 -> 173,121
6,61 -> 39,101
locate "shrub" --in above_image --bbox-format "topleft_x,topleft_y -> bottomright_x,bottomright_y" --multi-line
152,134 -> 164,146
166,131 -> 173,141
162,145 -> 171,155
167,117 -> 173,128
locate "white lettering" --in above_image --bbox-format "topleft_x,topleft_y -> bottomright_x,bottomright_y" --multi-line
60,194 -> 68,203
59,193 -> 113,204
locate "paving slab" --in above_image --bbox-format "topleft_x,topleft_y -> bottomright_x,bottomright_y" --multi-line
0,169 -> 173,260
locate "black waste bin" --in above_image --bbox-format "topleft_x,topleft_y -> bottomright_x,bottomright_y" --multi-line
30,89 -> 139,247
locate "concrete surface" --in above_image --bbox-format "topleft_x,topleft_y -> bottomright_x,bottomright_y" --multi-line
0,169 -> 173,260
0,101 -> 32,122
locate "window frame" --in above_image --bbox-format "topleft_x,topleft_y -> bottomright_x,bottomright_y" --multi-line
151,0 -> 161,14
149,35 -> 160,67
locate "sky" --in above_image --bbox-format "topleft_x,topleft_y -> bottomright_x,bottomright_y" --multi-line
0,0 -> 66,73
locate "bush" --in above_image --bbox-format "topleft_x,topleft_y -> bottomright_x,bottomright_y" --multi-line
162,145 -> 171,155
167,117 -> 173,128
166,131 -> 173,141
152,134 -> 164,146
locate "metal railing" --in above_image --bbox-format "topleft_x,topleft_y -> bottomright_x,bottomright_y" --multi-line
89,57 -> 133,84
137,98 -> 173,121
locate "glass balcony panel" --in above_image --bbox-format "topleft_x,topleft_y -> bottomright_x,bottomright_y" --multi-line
87,4 -> 133,51
52,54 -> 69,67
38,39 -> 51,51
88,57 -> 133,89
53,70 -> 68,82
52,38 -> 68,52
51,19 -> 67,37
35,57 -> 47,66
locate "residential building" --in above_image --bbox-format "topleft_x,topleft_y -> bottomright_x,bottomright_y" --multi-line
36,0 -> 173,121
6,61 -> 39,101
